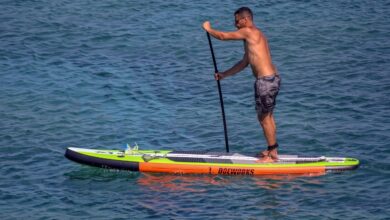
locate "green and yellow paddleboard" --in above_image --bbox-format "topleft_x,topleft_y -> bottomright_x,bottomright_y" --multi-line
65,146 -> 359,176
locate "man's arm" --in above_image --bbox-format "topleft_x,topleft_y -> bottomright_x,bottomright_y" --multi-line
215,53 -> 249,80
203,21 -> 247,40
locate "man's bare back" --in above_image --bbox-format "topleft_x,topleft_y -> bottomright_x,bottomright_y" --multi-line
244,27 -> 276,78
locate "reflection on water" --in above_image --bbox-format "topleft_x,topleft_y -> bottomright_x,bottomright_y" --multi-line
64,167 -> 140,181
252,172 -> 325,190
136,172 -> 326,192
65,166 -> 326,192
137,173 -> 227,193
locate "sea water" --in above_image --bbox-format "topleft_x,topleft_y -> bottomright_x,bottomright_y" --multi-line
1,0 -> 389,219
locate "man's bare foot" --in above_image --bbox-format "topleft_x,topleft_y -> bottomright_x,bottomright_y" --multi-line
268,149 -> 278,160
256,147 -> 278,163
256,155 -> 275,163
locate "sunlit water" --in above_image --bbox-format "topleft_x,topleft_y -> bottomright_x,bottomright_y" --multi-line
1,0 -> 389,219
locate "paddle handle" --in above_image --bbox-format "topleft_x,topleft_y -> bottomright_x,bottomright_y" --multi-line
206,33 -> 230,153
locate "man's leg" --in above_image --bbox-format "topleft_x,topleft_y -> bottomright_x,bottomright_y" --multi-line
260,113 -> 277,146
258,113 -> 278,161
254,74 -> 281,162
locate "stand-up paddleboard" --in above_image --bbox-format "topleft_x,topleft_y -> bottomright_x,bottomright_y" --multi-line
65,146 -> 359,175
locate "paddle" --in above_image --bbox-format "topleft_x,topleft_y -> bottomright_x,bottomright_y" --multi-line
206,32 -> 230,153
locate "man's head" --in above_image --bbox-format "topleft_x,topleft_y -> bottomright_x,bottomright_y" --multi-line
234,7 -> 253,29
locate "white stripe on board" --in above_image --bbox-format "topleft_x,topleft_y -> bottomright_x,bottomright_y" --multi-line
68,147 -> 346,163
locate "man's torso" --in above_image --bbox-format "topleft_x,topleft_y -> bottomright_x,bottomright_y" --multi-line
244,27 -> 276,78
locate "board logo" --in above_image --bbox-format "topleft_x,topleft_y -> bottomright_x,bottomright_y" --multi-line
218,168 -> 254,175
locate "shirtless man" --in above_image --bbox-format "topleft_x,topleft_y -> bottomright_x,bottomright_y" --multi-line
203,7 -> 281,162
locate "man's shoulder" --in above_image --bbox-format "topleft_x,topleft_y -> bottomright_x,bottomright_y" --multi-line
239,27 -> 259,37
241,26 -> 257,32
244,27 -> 262,40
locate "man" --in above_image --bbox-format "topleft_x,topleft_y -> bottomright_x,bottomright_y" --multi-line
203,7 -> 281,162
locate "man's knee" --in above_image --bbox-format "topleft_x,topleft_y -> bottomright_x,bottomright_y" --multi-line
258,112 -> 273,124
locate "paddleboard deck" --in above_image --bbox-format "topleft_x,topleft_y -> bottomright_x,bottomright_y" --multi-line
65,147 -> 359,175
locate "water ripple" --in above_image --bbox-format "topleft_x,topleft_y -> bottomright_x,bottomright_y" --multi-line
1,0 -> 389,219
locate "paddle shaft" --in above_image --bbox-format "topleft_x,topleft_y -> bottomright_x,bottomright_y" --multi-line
206,33 -> 230,153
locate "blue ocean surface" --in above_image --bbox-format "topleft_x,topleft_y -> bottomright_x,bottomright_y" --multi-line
1,0 -> 389,219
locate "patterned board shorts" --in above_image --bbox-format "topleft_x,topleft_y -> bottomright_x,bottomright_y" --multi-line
254,74 -> 281,119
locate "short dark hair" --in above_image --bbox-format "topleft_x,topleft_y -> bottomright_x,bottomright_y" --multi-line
234,7 -> 253,20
